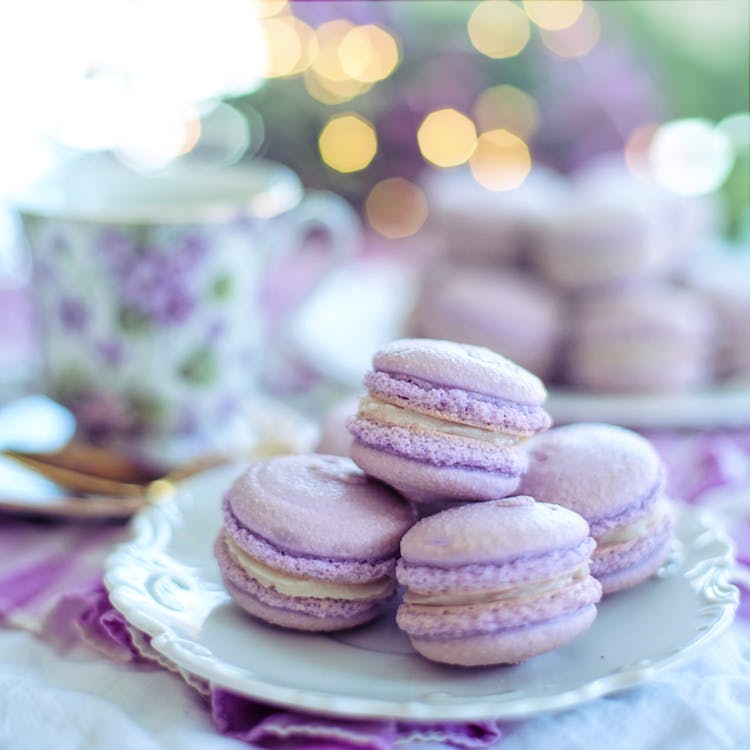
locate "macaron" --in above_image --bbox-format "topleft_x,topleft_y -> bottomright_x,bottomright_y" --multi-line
563,284 -> 715,393
348,339 -> 553,504
408,267 -> 562,380
421,166 -> 566,267
518,423 -> 674,595
215,454 -> 415,631
396,496 -> 601,666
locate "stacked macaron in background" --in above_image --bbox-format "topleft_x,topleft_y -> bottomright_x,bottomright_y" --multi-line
409,160 -> 749,391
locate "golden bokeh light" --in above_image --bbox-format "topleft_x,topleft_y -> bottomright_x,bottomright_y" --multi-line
254,0 -> 288,19
318,114 -> 377,173
417,109 -> 477,168
261,16 -> 317,77
312,19 -> 355,82
469,129 -> 532,191
540,4 -> 600,58
303,69 -> 372,104
523,0 -> 584,30
339,24 -> 399,83
468,1 -> 530,59
473,85 -> 539,139
365,178 -> 429,239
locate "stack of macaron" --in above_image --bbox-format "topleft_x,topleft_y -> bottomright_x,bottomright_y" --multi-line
215,338 -> 676,668
409,160 -> 744,394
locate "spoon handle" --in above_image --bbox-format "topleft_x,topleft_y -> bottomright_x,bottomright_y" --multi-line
1,450 -> 148,498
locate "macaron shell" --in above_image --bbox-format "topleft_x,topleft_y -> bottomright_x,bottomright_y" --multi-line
350,440 -> 522,504
518,423 -> 664,524
364,370 -> 552,435
223,497 -> 398,583
398,498 -> 590,565
226,454 -> 414,559
397,538 -> 596,594
407,605 -> 598,666
372,338 -> 548,406
223,578 -> 385,632
216,533 -> 389,632
349,417 -> 528,473
396,575 -> 601,637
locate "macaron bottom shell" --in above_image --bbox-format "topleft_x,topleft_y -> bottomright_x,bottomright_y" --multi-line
350,439 -> 523,504
215,532 -> 393,632
406,604 -> 598,667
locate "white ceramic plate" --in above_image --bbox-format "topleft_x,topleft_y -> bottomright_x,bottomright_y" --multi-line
105,465 -> 739,721
546,384 -> 750,430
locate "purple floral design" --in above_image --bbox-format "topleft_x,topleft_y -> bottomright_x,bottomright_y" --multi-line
68,390 -> 144,446
97,228 -> 210,328
59,297 -> 89,332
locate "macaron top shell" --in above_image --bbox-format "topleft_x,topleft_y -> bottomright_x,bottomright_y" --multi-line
399,496 -> 590,566
518,423 -> 664,523
226,454 -> 414,560
372,339 -> 548,406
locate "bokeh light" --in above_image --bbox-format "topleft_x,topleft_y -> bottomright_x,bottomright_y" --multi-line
473,85 -> 539,139
365,178 -> 428,239
312,20 -> 355,82
304,70 -> 372,104
540,4 -> 600,58
339,24 -> 399,83
417,109 -> 477,168
305,19 -> 375,104
523,0 -> 584,30
718,112 -> 750,152
318,114 -> 377,173
649,118 -> 734,196
261,15 -> 317,77
469,129 -> 532,191
468,1 -> 530,59
188,101 -> 256,166
624,122 -> 659,180
114,102 -> 203,172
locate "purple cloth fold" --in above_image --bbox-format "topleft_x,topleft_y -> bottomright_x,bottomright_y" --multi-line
1,429 -> 749,749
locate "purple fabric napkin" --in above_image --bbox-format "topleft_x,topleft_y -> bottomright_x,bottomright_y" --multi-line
2,429 -> 750,749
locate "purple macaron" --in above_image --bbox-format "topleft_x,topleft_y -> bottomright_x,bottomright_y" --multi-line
348,338 -> 552,504
518,423 -> 675,595
396,496 -> 602,666
215,454 -> 415,631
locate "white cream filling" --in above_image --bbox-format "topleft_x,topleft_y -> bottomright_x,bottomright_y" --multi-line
225,535 -> 395,601
596,500 -> 670,548
403,565 -> 589,607
358,396 -> 522,446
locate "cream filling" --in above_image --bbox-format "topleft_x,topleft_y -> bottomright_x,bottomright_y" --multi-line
403,565 -> 589,607
596,500 -> 669,548
225,535 -> 395,601
358,396 -> 522,446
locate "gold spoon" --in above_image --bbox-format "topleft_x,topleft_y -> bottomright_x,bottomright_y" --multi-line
1,438 -> 297,504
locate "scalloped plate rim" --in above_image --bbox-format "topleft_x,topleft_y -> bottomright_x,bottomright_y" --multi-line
104,467 -> 739,722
